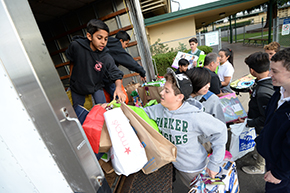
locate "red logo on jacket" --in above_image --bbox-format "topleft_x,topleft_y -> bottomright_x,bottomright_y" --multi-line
94,61 -> 103,71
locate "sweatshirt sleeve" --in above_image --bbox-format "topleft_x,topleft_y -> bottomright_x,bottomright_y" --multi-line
109,46 -> 146,77
271,128 -> 290,180
247,91 -> 271,130
143,105 -> 157,120
104,56 -> 124,82
197,114 -> 228,172
65,41 -> 77,62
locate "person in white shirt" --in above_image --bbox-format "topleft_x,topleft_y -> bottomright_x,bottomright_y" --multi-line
218,48 -> 234,93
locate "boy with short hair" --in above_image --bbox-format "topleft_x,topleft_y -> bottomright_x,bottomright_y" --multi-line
255,48 -> 290,192
105,30 -> 146,100
175,58 -> 189,74
65,19 -> 126,109
188,37 -> 205,57
239,52 -> 275,175
106,30 -> 146,81
143,68 -> 227,189
264,41 -> 280,60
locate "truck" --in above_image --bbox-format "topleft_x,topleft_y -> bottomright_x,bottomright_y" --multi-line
0,0 -> 156,192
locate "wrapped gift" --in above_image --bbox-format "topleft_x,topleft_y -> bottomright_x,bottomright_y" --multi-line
189,161 -> 239,193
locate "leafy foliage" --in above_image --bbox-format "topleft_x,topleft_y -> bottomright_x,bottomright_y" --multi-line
196,46 -> 213,54
151,42 -> 213,76
150,39 -> 171,55
152,51 -> 177,76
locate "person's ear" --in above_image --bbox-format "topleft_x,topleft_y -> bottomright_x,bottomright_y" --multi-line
86,32 -> 92,41
177,94 -> 184,102
250,68 -> 256,76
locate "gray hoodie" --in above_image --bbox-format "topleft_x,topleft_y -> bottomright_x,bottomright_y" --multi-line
188,94 -> 226,124
143,100 -> 227,173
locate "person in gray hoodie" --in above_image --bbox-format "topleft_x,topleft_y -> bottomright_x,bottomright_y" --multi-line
186,68 -> 226,123
185,67 -> 226,153
143,68 -> 227,189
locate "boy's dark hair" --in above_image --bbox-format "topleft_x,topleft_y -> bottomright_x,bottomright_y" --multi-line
189,37 -> 198,44
219,48 -> 234,67
87,19 -> 109,35
115,30 -> 131,41
178,58 -> 189,67
271,48 -> 290,71
245,52 -> 270,73
185,68 -> 211,94
204,53 -> 219,66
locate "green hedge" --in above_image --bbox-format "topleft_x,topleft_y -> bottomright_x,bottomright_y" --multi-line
152,46 -> 212,76
153,51 -> 177,76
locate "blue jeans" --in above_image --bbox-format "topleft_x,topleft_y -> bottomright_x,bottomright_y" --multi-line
103,78 -> 116,101
71,89 -> 106,110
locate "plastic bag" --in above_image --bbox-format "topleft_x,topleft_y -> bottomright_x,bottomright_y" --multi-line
229,121 -> 256,161
104,108 -> 147,176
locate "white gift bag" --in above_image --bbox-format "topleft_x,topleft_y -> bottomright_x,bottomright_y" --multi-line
229,120 -> 256,161
104,108 -> 148,176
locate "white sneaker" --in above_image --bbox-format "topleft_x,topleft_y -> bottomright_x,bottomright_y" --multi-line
252,154 -> 257,160
242,166 -> 265,174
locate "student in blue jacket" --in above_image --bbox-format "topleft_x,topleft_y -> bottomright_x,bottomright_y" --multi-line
255,48 -> 290,192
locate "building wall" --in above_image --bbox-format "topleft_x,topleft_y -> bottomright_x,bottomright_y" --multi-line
146,16 -> 196,50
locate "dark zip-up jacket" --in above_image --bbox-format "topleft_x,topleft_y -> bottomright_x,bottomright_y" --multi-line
65,36 -> 123,95
256,87 -> 290,181
106,37 -> 146,77
247,78 -> 275,134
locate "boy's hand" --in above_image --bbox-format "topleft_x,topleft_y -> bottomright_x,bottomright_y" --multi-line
264,171 -> 281,184
206,168 -> 218,179
99,103 -> 108,109
113,87 -> 127,102
233,117 -> 245,124
140,76 -> 146,82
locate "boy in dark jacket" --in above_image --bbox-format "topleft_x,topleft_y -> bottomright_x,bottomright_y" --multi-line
175,58 -> 189,74
106,30 -> 146,81
65,19 -> 126,109
239,52 -> 275,175
104,31 -> 146,99
256,48 -> 290,192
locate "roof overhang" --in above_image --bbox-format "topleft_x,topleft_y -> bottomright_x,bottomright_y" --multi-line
144,0 -> 269,29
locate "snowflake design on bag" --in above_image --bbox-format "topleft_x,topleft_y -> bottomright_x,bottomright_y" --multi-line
124,147 -> 131,155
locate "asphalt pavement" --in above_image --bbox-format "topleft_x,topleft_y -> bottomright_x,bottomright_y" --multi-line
173,42 -> 266,193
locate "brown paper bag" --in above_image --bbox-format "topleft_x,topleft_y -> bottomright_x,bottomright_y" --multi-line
120,102 -> 177,174
98,123 -> 112,153
125,82 -> 141,102
137,86 -> 162,104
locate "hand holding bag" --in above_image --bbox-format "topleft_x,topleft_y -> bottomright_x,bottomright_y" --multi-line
104,108 -> 148,176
